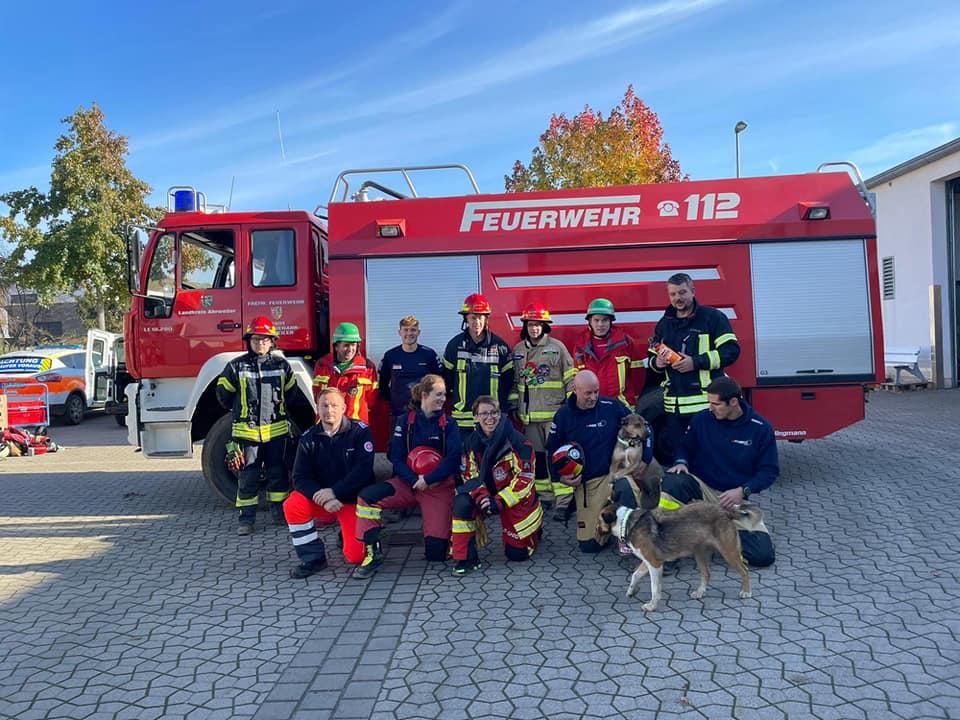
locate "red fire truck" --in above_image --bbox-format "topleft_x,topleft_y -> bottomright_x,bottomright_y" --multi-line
120,164 -> 883,501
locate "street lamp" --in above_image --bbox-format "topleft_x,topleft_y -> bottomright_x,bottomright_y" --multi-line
734,121 -> 748,178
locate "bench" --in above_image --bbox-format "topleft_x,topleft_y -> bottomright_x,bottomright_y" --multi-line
884,346 -> 926,385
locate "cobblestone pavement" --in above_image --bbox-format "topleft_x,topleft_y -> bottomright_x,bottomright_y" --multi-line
1,390 -> 959,720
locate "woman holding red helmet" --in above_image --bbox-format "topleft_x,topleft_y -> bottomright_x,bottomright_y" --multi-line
451,395 -> 543,576
353,374 -> 461,578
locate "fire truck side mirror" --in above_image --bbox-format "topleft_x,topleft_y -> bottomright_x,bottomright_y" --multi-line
125,225 -> 152,296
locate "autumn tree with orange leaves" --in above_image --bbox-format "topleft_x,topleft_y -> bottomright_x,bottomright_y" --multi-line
506,86 -> 685,192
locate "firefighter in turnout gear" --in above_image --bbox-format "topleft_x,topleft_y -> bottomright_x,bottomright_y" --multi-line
573,298 -> 645,408
283,388 -> 375,578
649,273 -> 741,463
508,302 -> 576,520
442,294 -> 514,437
452,396 -> 543,576
313,322 -> 378,425
353,374 -> 461,578
216,316 -> 298,535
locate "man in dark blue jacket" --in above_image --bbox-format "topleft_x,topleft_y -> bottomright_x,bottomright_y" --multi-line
662,376 -> 777,566
546,370 -> 659,553
378,315 -> 442,418
282,388 -> 376,578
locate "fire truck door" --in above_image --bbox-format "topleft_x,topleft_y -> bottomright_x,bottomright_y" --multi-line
241,225 -> 311,352
165,227 -> 244,375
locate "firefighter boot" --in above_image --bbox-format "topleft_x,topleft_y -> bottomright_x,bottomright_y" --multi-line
352,535 -> 385,579
453,540 -> 482,577
270,502 -> 285,525
238,507 -> 256,536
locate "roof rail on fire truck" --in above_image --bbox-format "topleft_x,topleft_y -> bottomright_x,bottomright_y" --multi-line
816,161 -> 876,217
327,164 -> 481,205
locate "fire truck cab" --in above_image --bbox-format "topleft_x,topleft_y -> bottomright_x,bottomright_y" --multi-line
123,188 -> 326,498
123,165 -> 883,503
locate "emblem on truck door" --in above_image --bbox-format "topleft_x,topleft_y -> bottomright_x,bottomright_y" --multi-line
201,295 -> 213,308
271,306 -> 283,320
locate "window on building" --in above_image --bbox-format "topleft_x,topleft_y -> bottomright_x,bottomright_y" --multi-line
882,256 -> 895,300
251,229 -> 296,287
181,230 -> 235,290
15,292 -> 38,304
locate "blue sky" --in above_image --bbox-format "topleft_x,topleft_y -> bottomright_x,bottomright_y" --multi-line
1,0 -> 957,212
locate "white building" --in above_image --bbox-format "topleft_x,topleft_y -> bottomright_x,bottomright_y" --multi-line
866,137 -> 960,388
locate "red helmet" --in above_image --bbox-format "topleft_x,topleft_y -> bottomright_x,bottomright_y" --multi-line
243,316 -> 279,339
407,445 -> 442,476
551,442 -> 584,479
460,293 -> 492,316
521,302 -> 552,323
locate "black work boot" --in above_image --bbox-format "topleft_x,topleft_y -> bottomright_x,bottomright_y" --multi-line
270,503 -> 286,525
352,540 -> 385,579
289,556 -> 328,579
237,508 -> 256,536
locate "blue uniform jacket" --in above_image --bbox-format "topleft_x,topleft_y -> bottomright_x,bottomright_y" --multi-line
546,395 -> 648,482
675,401 -> 779,495
388,408 -> 462,486
378,345 -> 442,417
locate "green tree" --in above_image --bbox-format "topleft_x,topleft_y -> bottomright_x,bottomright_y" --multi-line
506,85 -> 686,192
0,103 -> 161,331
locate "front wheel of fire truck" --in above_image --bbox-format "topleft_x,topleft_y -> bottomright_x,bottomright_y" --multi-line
201,414 -> 238,504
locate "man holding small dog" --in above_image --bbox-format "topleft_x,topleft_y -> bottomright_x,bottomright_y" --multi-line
546,370 -> 662,554
662,376 -> 777,567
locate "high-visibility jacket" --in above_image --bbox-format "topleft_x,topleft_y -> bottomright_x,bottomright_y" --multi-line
509,336 -> 575,424
457,420 -> 543,548
313,354 -> 378,424
216,351 -> 297,443
649,300 -> 740,415
572,327 -> 645,407
442,330 -> 514,429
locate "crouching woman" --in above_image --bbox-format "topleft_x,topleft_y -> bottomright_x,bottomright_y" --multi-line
451,396 -> 543,576
353,374 -> 461,578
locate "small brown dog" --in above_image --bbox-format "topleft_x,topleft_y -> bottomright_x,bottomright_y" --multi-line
607,414 -> 649,480
598,474 -> 758,612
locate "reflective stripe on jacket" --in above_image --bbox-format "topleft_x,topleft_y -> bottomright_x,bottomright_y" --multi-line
216,351 -> 297,442
313,354 -> 378,424
649,301 -> 740,414
442,331 -> 514,428
509,336 -> 575,424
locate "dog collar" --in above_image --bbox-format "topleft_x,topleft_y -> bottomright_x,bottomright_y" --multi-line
617,436 -> 641,448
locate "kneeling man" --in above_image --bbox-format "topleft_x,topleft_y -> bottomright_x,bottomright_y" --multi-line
283,388 -> 375,578
662,376 -> 777,567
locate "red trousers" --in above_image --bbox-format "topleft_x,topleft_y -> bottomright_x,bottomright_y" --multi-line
355,477 -> 455,542
283,491 -> 365,564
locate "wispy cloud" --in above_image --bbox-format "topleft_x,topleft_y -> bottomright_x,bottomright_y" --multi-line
296,0 -> 729,131
131,2 -> 470,153
850,122 -> 958,177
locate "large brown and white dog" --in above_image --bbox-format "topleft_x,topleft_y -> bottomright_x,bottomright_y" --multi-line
598,474 -> 758,612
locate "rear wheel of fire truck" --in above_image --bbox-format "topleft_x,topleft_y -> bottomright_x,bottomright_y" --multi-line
63,393 -> 86,425
201,414 -> 238,504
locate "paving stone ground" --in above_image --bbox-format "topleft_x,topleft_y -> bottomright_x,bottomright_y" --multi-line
1,389 -> 959,720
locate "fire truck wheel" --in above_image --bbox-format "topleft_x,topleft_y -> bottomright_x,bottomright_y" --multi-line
201,414 -> 238,504
64,393 -> 86,425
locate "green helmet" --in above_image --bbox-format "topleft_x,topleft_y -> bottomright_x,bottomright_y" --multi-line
585,298 -> 616,320
332,322 -> 362,343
